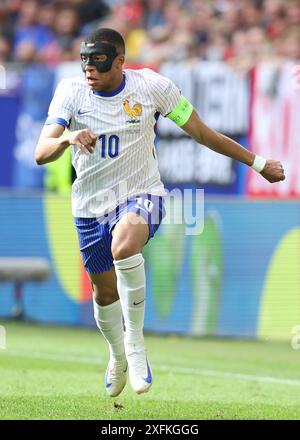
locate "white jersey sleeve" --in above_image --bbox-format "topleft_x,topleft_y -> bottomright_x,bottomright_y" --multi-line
46,79 -> 74,128
145,69 -> 181,116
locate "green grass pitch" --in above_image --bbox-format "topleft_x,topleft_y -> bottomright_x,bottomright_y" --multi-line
0,321 -> 300,420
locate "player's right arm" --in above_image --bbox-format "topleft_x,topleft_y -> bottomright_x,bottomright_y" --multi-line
35,79 -> 96,165
35,124 -> 96,165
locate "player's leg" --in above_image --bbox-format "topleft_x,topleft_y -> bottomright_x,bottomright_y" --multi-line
111,212 -> 151,394
73,217 -> 127,397
89,269 -> 127,397
90,269 -> 123,357
112,212 -> 148,347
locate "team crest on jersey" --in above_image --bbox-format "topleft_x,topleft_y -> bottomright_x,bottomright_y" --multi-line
123,98 -> 142,124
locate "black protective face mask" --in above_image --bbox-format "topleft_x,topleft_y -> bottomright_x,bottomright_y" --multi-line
80,41 -> 118,73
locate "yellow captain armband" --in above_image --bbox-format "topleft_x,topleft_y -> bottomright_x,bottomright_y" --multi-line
166,96 -> 193,127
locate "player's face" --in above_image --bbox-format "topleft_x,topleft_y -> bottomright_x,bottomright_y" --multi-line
83,53 -> 125,92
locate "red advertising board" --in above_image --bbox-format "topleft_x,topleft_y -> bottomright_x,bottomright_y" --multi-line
247,62 -> 300,197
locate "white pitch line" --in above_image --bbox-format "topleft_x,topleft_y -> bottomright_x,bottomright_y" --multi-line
155,365 -> 300,387
2,348 -> 300,388
2,349 -> 104,365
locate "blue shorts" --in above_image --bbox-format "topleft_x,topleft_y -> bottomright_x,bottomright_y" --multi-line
74,194 -> 165,274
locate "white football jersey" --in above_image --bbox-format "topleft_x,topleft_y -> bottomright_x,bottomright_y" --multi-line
46,68 -> 181,217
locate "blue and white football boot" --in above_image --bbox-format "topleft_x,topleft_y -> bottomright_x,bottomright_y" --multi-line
105,357 -> 128,397
125,342 -> 153,394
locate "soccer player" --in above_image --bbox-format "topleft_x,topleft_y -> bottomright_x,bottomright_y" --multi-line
35,28 -> 285,397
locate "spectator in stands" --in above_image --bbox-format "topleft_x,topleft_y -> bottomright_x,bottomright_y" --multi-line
163,1 -> 185,32
1,0 -> 299,68
190,1 -> 214,58
219,1 -> 242,37
55,0 -> 109,26
263,0 -> 287,39
0,35 -> 10,62
38,2 -> 57,30
241,0 -> 264,28
264,0 -> 285,22
0,0 -> 14,45
206,28 -> 229,61
138,25 -> 172,66
15,40 -> 38,64
144,0 -> 166,29
286,0 -> 300,26
36,2 -> 62,65
246,26 -> 271,61
280,27 -> 300,61
54,5 -> 80,50
14,0 -> 55,54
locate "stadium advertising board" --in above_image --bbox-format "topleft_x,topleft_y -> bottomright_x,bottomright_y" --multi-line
0,193 -> 298,341
247,62 -> 300,197
156,62 -> 249,193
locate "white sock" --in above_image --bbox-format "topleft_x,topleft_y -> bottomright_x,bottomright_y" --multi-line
113,253 -> 146,345
93,298 -> 125,360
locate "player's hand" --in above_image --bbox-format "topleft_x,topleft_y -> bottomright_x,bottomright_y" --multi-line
68,129 -> 97,154
260,160 -> 285,183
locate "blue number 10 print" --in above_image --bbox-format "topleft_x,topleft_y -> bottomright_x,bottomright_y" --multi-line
99,134 -> 120,158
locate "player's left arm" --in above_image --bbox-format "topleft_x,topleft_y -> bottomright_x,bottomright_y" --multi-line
169,102 -> 285,183
150,70 -> 284,183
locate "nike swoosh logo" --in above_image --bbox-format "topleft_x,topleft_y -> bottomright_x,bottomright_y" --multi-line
77,109 -> 92,115
105,369 -> 112,388
133,299 -> 145,306
143,360 -> 152,384
105,365 -> 128,388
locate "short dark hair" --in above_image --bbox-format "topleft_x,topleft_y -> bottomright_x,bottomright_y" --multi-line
86,28 -> 125,55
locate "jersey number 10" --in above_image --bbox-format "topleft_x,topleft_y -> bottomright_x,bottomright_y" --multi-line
99,134 -> 120,158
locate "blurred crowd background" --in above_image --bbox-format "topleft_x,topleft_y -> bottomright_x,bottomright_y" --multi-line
0,0 -> 299,194
0,0 -> 300,70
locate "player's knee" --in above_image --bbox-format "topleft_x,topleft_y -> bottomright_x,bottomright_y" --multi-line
93,284 -> 119,306
111,240 -> 137,261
